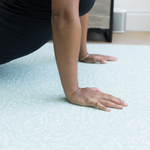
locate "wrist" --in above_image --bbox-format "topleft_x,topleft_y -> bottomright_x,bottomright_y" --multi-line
79,53 -> 89,61
79,47 -> 87,58
64,85 -> 80,100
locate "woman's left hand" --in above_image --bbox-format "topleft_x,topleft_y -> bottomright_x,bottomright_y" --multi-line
79,54 -> 118,64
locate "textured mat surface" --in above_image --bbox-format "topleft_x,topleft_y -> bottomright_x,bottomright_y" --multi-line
0,43 -> 150,150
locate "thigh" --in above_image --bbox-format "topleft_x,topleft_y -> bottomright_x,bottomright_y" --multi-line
0,0 -> 52,65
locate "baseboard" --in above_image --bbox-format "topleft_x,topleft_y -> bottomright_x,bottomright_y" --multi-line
113,31 -> 125,33
126,11 -> 150,31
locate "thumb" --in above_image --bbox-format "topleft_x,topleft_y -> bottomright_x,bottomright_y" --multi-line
87,87 -> 103,93
100,60 -> 107,64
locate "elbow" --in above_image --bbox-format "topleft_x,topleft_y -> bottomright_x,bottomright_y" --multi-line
52,14 -> 67,26
52,13 -> 64,22
51,9 -> 80,26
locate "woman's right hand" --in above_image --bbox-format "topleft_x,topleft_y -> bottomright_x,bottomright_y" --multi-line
67,87 -> 128,112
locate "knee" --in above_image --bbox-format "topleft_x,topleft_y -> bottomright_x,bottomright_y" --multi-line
79,0 -> 96,16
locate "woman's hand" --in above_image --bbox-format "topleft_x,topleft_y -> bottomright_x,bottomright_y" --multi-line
79,54 -> 118,64
67,87 -> 128,112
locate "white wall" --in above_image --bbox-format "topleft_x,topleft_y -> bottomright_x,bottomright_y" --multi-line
114,0 -> 150,11
114,0 -> 150,31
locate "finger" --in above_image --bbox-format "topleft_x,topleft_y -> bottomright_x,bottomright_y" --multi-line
102,55 -> 118,61
93,56 -> 107,64
102,93 -> 128,107
101,99 -> 124,109
93,54 -> 118,63
86,87 -> 99,91
96,102 -> 111,112
100,59 -> 107,64
86,99 -> 110,112
87,87 -> 103,93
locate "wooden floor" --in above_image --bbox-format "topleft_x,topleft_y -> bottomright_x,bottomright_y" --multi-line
49,31 -> 150,45
87,31 -> 150,45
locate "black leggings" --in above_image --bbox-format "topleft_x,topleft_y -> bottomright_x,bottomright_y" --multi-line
0,0 -> 95,65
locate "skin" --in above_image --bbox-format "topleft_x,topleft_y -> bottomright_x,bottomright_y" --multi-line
79,13 -> 118,64
51,0 -> 128,112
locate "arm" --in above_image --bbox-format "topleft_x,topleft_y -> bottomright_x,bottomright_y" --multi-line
51,0 -> 128,112
79,13 -> 118,63
79,13 -> 89,59
51,0 -> 81,99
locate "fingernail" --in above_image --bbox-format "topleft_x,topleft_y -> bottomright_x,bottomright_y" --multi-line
104,61 -> 107,64
98,90 -> 103,93
124,103 -> 128,106
121,99 -> 125,103
106,109 -> 111,112
119,105 -> 123,109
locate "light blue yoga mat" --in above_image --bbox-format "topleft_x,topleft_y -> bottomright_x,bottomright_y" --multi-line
0,43 -> 150,150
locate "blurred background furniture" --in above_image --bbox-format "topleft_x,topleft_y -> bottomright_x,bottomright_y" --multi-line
88,0 -> 114,42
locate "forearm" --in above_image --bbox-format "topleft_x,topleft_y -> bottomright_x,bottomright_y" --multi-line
79,13 -> 89,59
51,15 -> 81,99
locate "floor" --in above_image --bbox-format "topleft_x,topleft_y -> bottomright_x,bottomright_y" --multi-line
49,31 -> 150,45
87,31 -> 150,45
1,43 -> 150,149
1,31 -> 150,149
